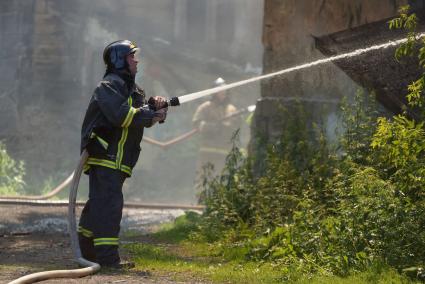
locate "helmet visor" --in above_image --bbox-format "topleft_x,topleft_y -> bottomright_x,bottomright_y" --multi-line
132,49 -> 140,61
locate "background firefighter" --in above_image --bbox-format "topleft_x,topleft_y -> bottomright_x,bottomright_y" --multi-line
192,77 -> 240,195
78,40 -> 168,268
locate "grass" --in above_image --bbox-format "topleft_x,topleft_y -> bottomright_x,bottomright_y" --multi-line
125,213 -> 421,283
301,268 -> 422,284
126,241 -> 283,283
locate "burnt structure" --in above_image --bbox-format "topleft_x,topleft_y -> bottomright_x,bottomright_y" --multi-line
253,0 -> 414,147
315,9 -> 425,116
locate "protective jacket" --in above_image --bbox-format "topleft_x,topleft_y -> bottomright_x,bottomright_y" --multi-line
81,70 -> 155,176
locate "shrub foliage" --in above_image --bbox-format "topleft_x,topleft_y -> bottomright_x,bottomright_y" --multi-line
197,6 -> 425,278
0,142 -> 25,195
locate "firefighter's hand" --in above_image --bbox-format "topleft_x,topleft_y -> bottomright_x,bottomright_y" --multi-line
152,107 -> 168,125
151,96 -> 167,110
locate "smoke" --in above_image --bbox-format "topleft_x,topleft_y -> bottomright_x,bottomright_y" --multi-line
1,0 -> 263,204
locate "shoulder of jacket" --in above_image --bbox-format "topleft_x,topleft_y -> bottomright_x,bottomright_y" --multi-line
101,73 -> 126,87
198,101 -> 212,109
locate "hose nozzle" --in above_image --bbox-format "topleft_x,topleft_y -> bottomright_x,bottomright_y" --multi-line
169,96 -> 180,107
147,96 -> 180,124
148,96 -> 180,110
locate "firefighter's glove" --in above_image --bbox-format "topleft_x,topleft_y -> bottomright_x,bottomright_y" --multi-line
152,107 -> 168,125
151,96 -> 168,110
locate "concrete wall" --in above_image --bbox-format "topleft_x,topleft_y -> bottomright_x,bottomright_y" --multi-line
254,0 -> 409,145
0,0 -> 90,182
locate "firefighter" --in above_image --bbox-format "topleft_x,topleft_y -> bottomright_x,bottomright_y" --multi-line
192,77 -> 239,188
78,40 -> 167,268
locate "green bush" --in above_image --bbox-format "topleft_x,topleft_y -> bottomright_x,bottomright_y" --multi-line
198,88 -> 425,276
194,5 -> 425,279
0,142 -> 25,195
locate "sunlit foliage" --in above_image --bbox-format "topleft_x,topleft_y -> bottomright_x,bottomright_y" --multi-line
193,6 -> 425,280
0,142 -> 25,195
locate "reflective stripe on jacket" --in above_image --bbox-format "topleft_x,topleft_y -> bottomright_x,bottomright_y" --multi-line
81,71 -> 155,176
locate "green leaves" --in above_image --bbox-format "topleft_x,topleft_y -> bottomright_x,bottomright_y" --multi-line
388,5 -> 417,31
372,115 -> 425,168
407,76 -> 425,106
0,142 -> 25,195
195,6 -> 425,277
388,5 -> 416,31
388,6 -> 419,62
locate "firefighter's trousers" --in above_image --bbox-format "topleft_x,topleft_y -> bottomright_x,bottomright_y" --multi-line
78,165 -> 126,265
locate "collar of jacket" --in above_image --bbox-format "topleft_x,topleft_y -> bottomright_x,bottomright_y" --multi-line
104,68 -> 136,92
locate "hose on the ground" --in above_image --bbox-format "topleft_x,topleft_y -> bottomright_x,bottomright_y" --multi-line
0,172 -> 74,200
8,150 -> 100,284
142,128 -> 199,148
141,105 -> 254,148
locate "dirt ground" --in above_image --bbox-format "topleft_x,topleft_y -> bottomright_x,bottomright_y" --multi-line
0,204 -> 198,284
0,233 -> 186,284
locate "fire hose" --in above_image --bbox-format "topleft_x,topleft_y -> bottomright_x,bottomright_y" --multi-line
0,173 -> 74,200
8,150 -> 100,284
141,104 -> 255,148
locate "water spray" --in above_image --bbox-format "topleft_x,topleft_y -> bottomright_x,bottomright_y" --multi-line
147,33 -> 425,112
165,33 -> 425,107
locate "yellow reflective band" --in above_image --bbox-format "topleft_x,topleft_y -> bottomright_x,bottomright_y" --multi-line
121,107 -> 138,128
86,158 -> 133,176
117,96 -> 132,169
116,128 -> 128,168
90,132 -> 109,150
78,229 -> 93,238
87,158 -> 116,168
83,164 -> 91,172
121,165 -> 132,175
96,136 -> 109,150
78,226 -> 93,234
94,237 -> 119,246
78,226 -> 93,237
94,242 -> 119,246
121,96 -> 134,128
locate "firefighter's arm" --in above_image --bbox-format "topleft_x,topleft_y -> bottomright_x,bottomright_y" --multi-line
95,80 -> 156,128
191,105 -> 204,128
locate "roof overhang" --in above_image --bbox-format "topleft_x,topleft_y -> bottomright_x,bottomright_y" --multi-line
315,10 -> 425,116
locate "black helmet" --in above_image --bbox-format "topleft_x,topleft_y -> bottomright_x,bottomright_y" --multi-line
103,40 -> 139,70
